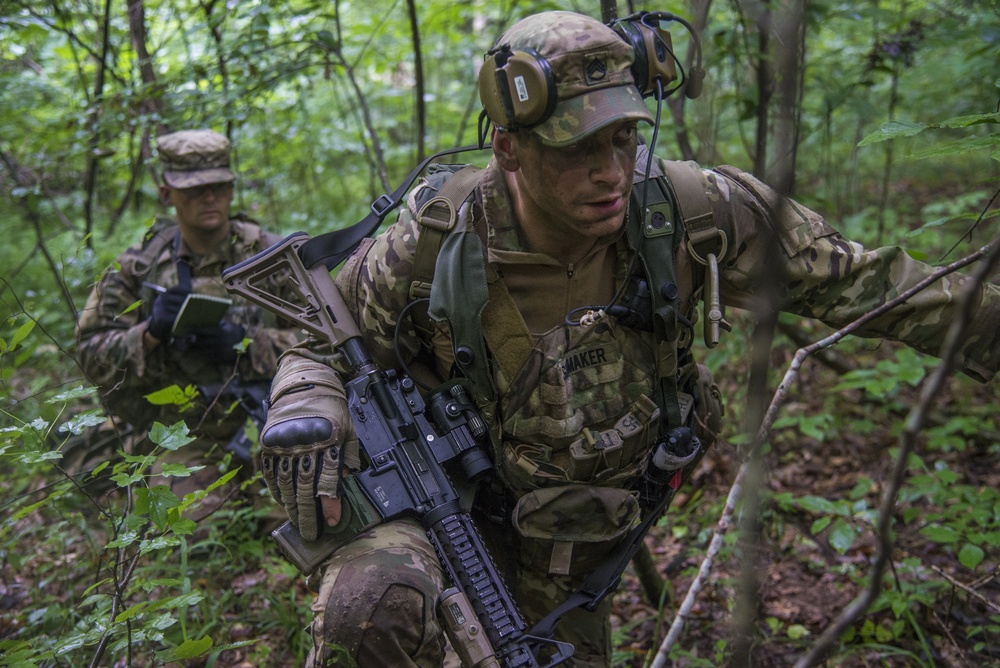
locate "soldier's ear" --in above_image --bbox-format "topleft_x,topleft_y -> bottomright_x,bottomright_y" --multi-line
159,184 -> 173,206
492,130 -> 520,172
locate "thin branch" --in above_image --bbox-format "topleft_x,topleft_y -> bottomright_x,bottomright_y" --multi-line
0,140 -> 78,318
925,562 -> 1000,615
650,463 -> 743,668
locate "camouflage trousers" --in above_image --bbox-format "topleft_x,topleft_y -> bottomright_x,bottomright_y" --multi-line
304,516 -> 614,668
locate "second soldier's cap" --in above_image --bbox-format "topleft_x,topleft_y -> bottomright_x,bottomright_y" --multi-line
158,130 -> 235,189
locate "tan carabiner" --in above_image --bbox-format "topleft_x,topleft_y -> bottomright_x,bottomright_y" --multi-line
703,252 -> 732,348
686,230 -> 731,348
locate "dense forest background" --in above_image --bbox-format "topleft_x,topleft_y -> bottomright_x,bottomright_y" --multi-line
1,0 -> 998,666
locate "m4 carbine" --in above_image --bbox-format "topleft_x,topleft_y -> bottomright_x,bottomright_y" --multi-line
196,381 -> 270,464
222,232 -> 572,668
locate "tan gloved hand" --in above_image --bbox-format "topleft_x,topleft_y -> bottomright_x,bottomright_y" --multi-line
260,354 -> 359,541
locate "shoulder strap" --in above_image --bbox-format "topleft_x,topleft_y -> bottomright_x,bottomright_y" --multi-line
409,165 -> 484,300
659,160 -> 731,348
660,160 -> 724,260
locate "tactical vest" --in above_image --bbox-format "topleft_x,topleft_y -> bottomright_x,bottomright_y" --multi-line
405,148 -> 732,442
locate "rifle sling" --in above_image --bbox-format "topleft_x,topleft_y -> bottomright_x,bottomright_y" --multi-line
299,145 -> 486,270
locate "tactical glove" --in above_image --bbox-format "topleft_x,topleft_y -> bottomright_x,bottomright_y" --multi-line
147,285 -> 190,342
260,354 -> 359,541
190,321 -> 246,363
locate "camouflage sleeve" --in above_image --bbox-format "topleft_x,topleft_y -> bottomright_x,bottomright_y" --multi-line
706,166 -> 999,382
333,207 -> 425,372
75,256 -> 171,427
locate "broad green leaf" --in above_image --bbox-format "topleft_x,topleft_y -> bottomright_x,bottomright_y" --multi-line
920,525 -> 960,543
958,543 -> 985,569
797,495 -> 838,515
910,135 -> 1000,160
787,625 -> 810,640
139,535 -> 182,555
810,516 -> 832,534
111,471 -> 144,487
115,600 -> 152,622
58,409 -> 106,435
160,462 -> 202,477
48,385 -> 98,402
828,518 -> 856,554
136,485 -> 181,528
106,529 -> 139,549
937,112 -> 1000,128
170,517 -> 198,535
149,421 -> 196,451
19,450 -> 62,463
858,120 -> 926,146
9,319 -> 35,350
174,636 -> 214,659
144,385 -> 198,412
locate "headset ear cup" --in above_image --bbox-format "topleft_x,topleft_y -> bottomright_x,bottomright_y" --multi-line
479,51 -> 509,128
478,47 -> 557,130
613,21 -> 650,96
614,19 -> 678,98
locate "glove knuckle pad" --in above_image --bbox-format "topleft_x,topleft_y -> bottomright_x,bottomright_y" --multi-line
262,416 -> 334,449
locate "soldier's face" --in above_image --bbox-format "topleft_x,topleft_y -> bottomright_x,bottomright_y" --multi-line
165,182 -> 233,236
509,121 -> 637,243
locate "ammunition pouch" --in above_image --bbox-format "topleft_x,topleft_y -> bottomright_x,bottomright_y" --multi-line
512,485 -> 640,577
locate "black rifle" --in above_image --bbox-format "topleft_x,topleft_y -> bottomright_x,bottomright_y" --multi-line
198,381 -> 270,464
222,232 -> 573,668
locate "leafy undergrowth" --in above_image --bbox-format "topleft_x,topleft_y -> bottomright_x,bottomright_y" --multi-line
2,326 -> 998,667
611,330 -> 1000,667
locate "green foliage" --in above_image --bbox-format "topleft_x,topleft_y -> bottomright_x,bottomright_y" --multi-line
902,459 -> 1000,572
1,383 -> 308,665
858,113 -> 1000,161
3,1 -> 1000,665
830,347 -> 934,401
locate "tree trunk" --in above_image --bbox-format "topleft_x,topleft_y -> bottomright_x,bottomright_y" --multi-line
406,0 -> 426,162
82,0 -> 112,248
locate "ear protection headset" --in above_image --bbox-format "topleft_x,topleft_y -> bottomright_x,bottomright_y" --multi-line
478,45 -> 558,132
479,11 -> 704,133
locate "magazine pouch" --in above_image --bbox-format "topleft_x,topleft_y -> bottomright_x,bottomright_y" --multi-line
511,484 -> 640,577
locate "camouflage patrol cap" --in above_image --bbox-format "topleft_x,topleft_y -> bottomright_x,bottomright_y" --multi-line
494,11 -> 653,147
157,130 -> 235,189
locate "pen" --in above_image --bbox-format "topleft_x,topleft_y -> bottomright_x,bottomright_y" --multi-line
143,281 -> 167,294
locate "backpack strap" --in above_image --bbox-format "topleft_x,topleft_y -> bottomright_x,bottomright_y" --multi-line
409,165 -> 484,300
411,165 -> 534,397
660,160 -> 732,348
662,160 -> 723,259
299,145 -> 484,270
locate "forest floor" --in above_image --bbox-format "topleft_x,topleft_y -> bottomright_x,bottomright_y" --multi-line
608,334 -> 1000,667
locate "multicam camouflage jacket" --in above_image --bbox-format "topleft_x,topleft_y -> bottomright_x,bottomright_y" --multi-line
284,155 -> 999,501
77,215 -> 302,440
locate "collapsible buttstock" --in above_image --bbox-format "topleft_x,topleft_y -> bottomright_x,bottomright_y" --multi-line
221,231 -> 361,346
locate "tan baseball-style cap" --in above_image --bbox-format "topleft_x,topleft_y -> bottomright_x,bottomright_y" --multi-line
491,11 -> 654,147
158,129 -> 235,188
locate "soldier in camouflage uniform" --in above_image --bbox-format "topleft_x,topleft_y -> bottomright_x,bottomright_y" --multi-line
77,129 -> 302,516
257,12 -> 1000,668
